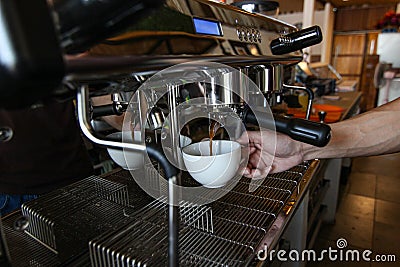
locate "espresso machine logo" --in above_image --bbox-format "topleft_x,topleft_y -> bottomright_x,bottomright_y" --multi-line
122,61 -> 277,206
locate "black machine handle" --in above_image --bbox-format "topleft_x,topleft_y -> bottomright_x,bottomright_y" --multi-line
243,107 -> 331,147
270,25 -> 323,55
92,104 -> 120,118
91,101 -> 128,118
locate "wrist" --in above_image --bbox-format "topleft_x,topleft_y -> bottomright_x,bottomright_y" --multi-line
300,142 -> 319,161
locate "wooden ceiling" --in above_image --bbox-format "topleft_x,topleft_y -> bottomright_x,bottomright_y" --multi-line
274,0 -> 398,13
324,0 -> 399,8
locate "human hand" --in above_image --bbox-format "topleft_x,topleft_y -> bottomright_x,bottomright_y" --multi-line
237,130 -> 305,178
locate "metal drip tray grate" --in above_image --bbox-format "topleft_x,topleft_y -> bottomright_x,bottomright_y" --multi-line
3,220 -> 62,267
20,176 -> 133,260
3,162 -> 310,266
88,198 -> 262,267
89,197 -> 214,267
88,163 -> 309,266
180,229 -> 255,266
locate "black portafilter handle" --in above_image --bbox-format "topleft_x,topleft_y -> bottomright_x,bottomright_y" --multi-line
270,25 -> 323,55
92,104 -> 121,118
243,107 -> 331,147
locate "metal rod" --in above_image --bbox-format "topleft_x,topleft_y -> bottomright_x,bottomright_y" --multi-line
168,175 -> 179,267
283,84 -> 314,120
76,85 -> 146,151
167,84 -> 183,168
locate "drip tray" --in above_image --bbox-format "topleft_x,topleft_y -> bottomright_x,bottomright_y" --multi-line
3,162 -> 310,266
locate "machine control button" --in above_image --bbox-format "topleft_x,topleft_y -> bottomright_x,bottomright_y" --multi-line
256,30 -> 262,42
247,29 -> 252,42
242,28 -> 248,41
236,25 -> 261,43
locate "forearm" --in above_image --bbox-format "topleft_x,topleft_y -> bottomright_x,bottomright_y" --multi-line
302,98 -> 400,160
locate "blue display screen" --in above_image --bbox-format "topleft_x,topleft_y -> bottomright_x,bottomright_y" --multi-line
193,17 -> 222,36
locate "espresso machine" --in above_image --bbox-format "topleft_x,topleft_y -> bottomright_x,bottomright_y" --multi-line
1,0 -> 330,266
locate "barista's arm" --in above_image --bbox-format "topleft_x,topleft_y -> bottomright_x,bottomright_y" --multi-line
239,97 -> 400,177
303,97 -> 400,160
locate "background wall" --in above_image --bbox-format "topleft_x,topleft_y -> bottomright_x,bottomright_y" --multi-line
335,5 -> 395,31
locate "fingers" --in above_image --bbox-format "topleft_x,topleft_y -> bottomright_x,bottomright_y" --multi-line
242,165 -> 271,179
242,152 -> 272,179
237,130 -> 266,146
239,129 -> 305,177
236,132 -> 249,145
238,130 -> 276,153
238,129 -> 277,179
238,130 -> 262,145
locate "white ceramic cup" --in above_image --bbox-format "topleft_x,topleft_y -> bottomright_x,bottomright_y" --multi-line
106,131 -> 144,170
182,140 -> 241,188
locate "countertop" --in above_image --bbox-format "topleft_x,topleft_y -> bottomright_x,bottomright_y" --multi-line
286,91 -> 362,123
315,91 -> 362,120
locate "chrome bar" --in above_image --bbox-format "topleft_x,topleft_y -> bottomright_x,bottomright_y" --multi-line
283,84 -> 314,120
76,85 -> 146,151
168,175 -> 179,267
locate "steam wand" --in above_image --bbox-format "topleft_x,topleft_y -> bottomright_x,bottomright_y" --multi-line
283,84 -> 314,120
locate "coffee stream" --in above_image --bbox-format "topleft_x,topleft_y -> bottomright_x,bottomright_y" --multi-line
209,121 -> 220,156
